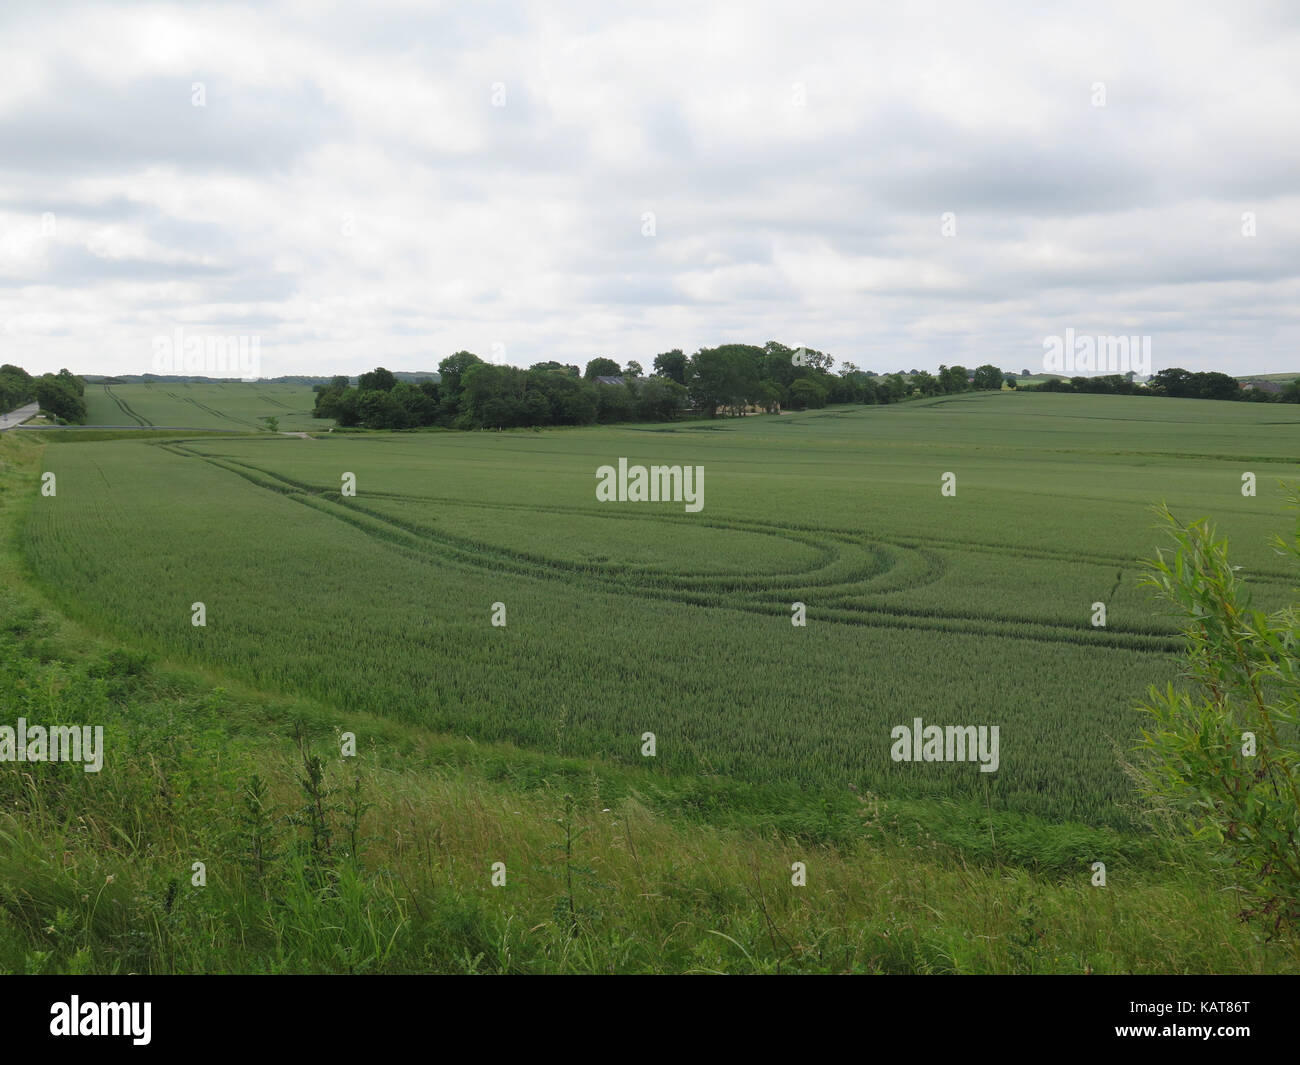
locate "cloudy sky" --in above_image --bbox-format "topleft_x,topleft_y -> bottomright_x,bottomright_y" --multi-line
1,0 -> 1298,379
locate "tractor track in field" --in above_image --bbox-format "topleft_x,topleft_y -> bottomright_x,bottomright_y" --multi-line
102,385 -> 151,426
180,396 -> 260,428
159,441 -> 1183,654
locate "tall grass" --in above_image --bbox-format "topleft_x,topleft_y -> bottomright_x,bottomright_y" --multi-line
0,594 -> 1293,974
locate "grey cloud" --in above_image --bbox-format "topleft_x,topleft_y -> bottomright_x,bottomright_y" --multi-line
0,64 -> 336,175
1,0 -> 1298,376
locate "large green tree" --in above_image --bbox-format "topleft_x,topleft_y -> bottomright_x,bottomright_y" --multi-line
688,344 -> 763,416
35,375 -> 87,423
357,367 -> 397,392
788,378 -> 828,409
438,351 -> 484,395
583,357 -> 621,380
633,376 -> 689,420
937,365 -> 971,394
652,349 -> 687,385
911,370 -> 940,396
0,363 -> 34,413
1148,367 -> 1193,397
461,363 -> 525,428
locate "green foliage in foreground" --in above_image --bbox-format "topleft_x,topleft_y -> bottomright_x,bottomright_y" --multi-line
0,590 -> 1294,974
1136,501 -> 1300,938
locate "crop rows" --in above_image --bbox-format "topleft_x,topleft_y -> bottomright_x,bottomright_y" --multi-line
97,384 -> 151,426
29,394 -> 1299,829
83,383 -> 327,431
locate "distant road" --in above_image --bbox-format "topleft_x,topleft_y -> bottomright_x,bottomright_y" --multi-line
12,423 -> 248,433
10,423 -> 319,435
0,402 -> 39,430
2,406 -> 311,434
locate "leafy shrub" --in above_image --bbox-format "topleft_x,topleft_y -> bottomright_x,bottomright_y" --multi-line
1136,501 -> 1300,938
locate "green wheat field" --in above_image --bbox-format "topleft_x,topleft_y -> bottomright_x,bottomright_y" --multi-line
4,387 -> 1300,973
82,381 -> 323,431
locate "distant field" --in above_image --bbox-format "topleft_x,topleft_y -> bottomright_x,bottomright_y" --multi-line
83,381 -> 329,431
24,391 -> 1300,829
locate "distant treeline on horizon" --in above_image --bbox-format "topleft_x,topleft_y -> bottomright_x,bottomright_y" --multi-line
82,372 -> 441,385
8,353 -> 1296,433
311,343 -> 988,430
306,344 -> 1300,431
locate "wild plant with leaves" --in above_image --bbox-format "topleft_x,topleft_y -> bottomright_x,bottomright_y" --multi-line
237,774 -> 280,898
1136,500 -> 1300,938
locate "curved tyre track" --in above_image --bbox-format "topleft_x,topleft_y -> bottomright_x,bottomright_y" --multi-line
158,441 -> 1181,653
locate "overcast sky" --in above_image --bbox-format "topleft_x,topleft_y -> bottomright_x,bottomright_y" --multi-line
1,0 -> 1298,379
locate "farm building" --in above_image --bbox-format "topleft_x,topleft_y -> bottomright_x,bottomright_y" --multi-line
712,402 -> 780,416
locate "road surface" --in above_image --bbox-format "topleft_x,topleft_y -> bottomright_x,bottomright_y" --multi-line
1,406 -> 318,435
12,423 -> 246,432
0,402 -> 38,431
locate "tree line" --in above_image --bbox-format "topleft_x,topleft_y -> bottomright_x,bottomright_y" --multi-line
0,364 -> 88,423
312,343 -> 1012,430
1022,367 -> 1300,402
313,345 -> 1300,431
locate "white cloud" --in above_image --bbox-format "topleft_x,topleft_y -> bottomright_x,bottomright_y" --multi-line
0,0 -> 1297,377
